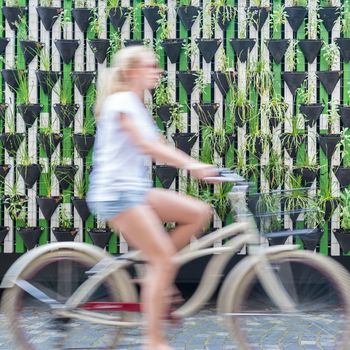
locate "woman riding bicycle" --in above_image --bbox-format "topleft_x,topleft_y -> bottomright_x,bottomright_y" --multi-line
87,45 -> 216,350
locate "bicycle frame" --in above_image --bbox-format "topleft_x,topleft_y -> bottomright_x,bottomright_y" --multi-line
54,187 -> 299,325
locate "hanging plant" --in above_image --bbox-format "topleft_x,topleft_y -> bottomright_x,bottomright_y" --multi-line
72,174 -> 91,221
280,115 -> 305,159
247,59 -> 273,95
261,95 -> 288,129
262,151 -> 288,190
52,207 -> 78,242
333,188 -> 350,253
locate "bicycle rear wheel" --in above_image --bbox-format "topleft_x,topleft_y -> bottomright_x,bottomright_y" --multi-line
218,250 -> 350,350
2,249 -> 137,350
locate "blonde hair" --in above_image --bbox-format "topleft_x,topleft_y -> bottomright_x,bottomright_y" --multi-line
94,45 -> 156,119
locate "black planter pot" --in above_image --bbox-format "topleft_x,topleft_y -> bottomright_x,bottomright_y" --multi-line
53,103 -> 79,128
211,71 -> 236,97
54,165 -> 78,190
196,38 -> 221,63
319,6 -> 340,32
171,133 -> 197,155
215,133 -> 235,157
124,39 -> 146,47
0,226 -> 9,244
72,8 -> 92,32
142,6 -> 162,32
88,228 -> 112,249
339,105 -> 350,128
73,133 -> 95,158
281,71 -> 307,96
0,103 -> 8,119
156,104 -> 174,125
36,70 -> 60,95
299,228 -> 323,251
2,6 -> 27,30
317,70 -> 342,95
335,167 -> 350,187
154,165 -> 178,189
248,6 -> 270,30
37,133 -> 62,158
253,136 -> 267,158
298,39 -> 323,64
17,103 -> 42,127
324,199 -> 338,221
266,39 -> 290,64
294,167 -> 317,187
2,69 -> 25,92
72,71 -> 95,95
109,7 -> 129,31
36,196 -> 62,220
52,227 -> 78,242
299,103 -> 324,127
215,6 -> 234,31
0,164 -> 11,182
193,102 -> 219,126
318,134 -> 340,159
36,6 -> 63,31
266,234 -> 289,246
335,38 -> 350,62
230,38 -> 255,63
235,106 -> 249,127
18,227 -> 43,250
177,71 -> 197,95
0,37 -> 9,56
161,39 -> 184,64
17,164 -> 41,189
177,5 -> 199,31
285,6 -> 307,32
0,133 -> 24,156
19,40 -> 43,65
72,197 -> 91,221
54,39 -> 80,64
280,133 -> 305,159
333,229 -> 350,253
89,39 -> 110,64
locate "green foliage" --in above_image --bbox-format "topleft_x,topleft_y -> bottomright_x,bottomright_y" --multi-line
39,49 -> 51,71
74,174 -> 89,199
18,147 -> 34,166
170,104 -> 184,130
263,151 -> 287,189
340,188 -> 350,230
248,59 -> 273,95
3,181 -> 27,222
322,42 -> 339,70
194,70 -> 207,96
58,207 -> 73,228
261,94 -> 288,125
270,4 -> 287,33
15,70 -> 29,105
58,9 -> 71,39
297,74 -> 316,105
108,31 -> 122,58
341,0 -> 350,35
154,75 -> 172,107
285,39 -> 298,71
90,8 -> 103,39
75,0 -> 88,7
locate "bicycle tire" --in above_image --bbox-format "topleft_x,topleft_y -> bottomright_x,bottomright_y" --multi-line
218,250 -> 350,350
2,248 -> 137,350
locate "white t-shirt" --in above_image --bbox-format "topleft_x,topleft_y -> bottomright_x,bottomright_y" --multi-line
87,91 -> 159,201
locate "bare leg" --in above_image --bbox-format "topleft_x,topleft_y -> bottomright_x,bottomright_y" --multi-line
146,188 -> 213,250
108,205 -> 177,349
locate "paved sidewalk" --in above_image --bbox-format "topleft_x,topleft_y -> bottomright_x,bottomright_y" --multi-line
0,304 -> 343,349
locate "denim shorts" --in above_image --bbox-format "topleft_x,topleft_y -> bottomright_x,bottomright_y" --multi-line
87,190 -> 149,221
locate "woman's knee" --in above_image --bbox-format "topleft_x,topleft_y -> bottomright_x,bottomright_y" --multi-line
193,201 -> 213,228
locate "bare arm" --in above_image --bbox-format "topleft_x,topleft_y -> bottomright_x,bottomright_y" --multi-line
118,113 -> 211,173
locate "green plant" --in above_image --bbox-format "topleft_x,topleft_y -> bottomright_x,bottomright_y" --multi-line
233,89 -> 251,124
295,152 -> 319,170
341,1 -> 350,35
308,2 -> 320,39
154,75 -> 172,107
297,74 -> 316,104
290,0 -> 307,6
269,4 -> 287,33
40,164 -> 54,197
285,39 -> 298,71
90,8 -> 103,39
339,188 -> 350,230
338,127 -> 350,160
169,104 -> 184,130
182,39 -> 198,69
18,147 -> 34,166
4,107 -> 16,134
248,59 -> 273,95
40,0 -> 53,6
155,5 -> 170,42
211,1 -> 236,30
233,147 -> 260,178
75,174 -> 89,199
326,100 -> 340,133
194,70 -> 207,96
246,131 -> 271,156
256,193 -> 283,233
39,49 -> 51,71
129,5 -> 140,36
3,180 -> 27,221
58,207 -> 73,228
58,9 -> 71,39
15,70 -> 29,104
322,42 -> 339,70
6,0 -> 20,6
108,31 -> 122,58
75,0 -> 88,7
263,150 -> 287,189
261,95 -> 288,125
106,0 -> 120,12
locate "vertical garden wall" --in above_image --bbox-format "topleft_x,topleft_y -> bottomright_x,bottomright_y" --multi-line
0,0 -> 350,257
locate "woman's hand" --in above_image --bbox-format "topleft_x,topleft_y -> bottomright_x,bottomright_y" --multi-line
185,163 -> 218,181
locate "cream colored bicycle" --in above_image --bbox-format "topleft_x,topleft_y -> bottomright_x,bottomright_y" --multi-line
2,172 -> 350,350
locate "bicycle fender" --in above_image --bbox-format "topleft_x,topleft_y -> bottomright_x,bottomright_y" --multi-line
0,242 -> 112,289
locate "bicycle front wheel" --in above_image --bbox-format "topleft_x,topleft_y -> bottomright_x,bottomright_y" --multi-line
2,248 -> 137,350
218,250 -> 350,350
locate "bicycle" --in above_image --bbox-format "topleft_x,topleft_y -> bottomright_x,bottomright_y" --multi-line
2,172 -> 350,350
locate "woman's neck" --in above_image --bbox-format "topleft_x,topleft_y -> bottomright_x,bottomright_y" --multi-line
128,86 -> 144,102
